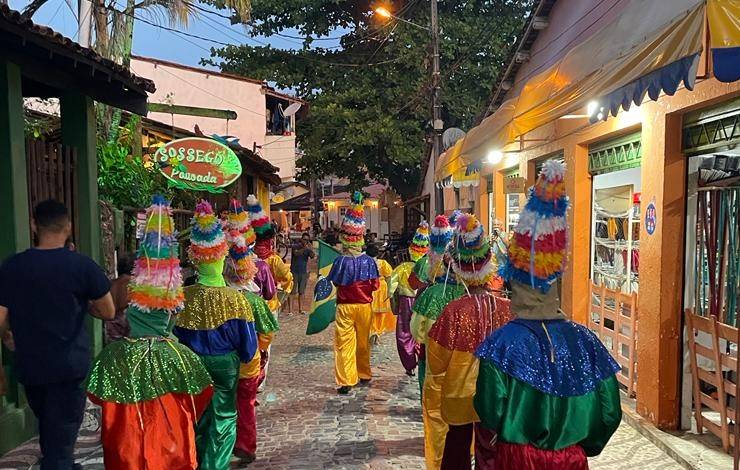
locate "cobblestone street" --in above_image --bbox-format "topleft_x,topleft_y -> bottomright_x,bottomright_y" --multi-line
1,310 -> 685,469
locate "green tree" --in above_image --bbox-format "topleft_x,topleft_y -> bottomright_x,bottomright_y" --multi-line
207,0 -> 530,196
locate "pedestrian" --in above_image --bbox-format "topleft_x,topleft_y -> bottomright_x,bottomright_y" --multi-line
424,213 -> 513,470
104,252 -> 134,342
327,192 -> 380,395
87,196 -> 213,470
174,200 -> 258,470
0,199 -> 115,470
223,200 -> 279,465
474,161 -> 622,469
366,244 -> 395,344
391,220 -> 430,376
248,195 -> 292,389
289,232 -> 315,314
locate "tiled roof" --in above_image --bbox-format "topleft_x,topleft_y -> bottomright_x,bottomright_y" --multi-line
1,5 -> 155,93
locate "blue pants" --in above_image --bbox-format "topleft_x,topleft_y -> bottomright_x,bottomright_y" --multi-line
24,379 -> 86,470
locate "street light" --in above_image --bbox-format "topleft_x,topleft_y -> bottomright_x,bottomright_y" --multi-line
373,3 -> 443,213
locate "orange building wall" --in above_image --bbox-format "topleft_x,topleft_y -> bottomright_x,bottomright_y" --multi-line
474,77 -> 740,429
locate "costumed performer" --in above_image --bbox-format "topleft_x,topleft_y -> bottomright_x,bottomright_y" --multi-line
248,194 -> 292,389
425,213 -> 512,470
86,195 -> 213,470
224,200 -> 279,465
474,160 -> 622,469
367,244 -> 396,344
327,191 -> 380,394
174,200 -> 258,470
410,215 -> 464,394
391,220 -> 429,376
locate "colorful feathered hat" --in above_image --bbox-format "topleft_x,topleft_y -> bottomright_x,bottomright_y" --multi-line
339,191 -> 366,249
450,213 -> 495,286
246,194 -> 274,241
502,159 -> 569,293
128,195 -> 184,314
427,215 -> 453,279
225,199 -> 258,284
408,220 -> 430,262
448,210 -> 463,228
188,199 -> 228,264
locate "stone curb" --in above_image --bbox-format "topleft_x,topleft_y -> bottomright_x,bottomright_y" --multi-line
620,405 -> 696,470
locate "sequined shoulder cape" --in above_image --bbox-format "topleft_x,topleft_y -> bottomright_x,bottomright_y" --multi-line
475,319 -> 620,397
243,290 -> 279,334
428,294 -> 512,353
177,284 -> 254,330
327,253 -> 379,286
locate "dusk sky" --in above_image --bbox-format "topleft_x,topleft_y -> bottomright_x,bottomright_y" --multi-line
9,0 -> 340,69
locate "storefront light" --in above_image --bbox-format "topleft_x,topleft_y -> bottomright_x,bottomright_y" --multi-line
586,100 -> 599,117
486,150 -> 504,165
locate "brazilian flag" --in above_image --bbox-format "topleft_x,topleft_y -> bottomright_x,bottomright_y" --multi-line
306,240 -> 341,335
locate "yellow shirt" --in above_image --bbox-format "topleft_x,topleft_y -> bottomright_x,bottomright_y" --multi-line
264,253 -> 293,311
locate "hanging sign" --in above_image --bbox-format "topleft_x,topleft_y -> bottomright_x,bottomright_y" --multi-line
503,177 -> 527,194
135,211 -> 147,239
645,201 -> 657,235
155,137 -> 242,193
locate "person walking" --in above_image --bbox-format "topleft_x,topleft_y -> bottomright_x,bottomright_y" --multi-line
0,199 -> 115,470
391,220 -> 430,376
289,232 -> 315,314
366,244 -> 395,344
328,192 -> 380,395
105,252 -> 134,342
175,200 -> 258,470
87,196 -> 213,470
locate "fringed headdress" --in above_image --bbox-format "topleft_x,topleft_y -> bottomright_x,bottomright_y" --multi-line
246,194 -> 274,242
128,195 -> 184,314
502,159 -> 569,293
340,191 -> 366,250
225,199 -> 258,285
188,200 -> 228,265
450,213 -> 496,286
409,220 -> 430,262
426,215 -> 452,279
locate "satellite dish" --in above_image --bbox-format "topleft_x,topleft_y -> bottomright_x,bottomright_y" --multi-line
283,102 -> 302,117
442,128 -> 466,150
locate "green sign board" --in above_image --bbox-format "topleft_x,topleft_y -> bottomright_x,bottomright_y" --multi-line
155,137 -> 242,193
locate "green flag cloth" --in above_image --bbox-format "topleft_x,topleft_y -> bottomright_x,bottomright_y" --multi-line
306,240 -> 341,335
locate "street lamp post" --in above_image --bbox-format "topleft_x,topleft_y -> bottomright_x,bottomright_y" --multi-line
375,3 -> 444,215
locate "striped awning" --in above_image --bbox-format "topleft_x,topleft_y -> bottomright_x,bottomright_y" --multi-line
436,0 -> 739,181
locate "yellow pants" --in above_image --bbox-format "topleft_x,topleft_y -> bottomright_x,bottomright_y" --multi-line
422,367 -> 448,470
334,303 -> 373,386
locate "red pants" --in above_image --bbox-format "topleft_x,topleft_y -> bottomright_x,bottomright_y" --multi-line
493,442 -> 588,469
257,349 -> 269,388
235,377 -> 259,455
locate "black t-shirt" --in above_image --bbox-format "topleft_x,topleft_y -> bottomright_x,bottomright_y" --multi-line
0,248 -> 111,385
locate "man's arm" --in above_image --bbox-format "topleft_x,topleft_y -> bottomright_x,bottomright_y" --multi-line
89,293 -> 115,321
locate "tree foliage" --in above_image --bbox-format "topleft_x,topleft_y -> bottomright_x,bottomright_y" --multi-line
206,0 -> 531,196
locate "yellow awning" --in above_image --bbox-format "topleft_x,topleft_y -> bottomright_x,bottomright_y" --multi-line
436,0 -> 706,181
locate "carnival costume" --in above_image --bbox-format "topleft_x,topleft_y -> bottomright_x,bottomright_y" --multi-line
410,215 -> 464,394
327,192 -> 380,392
86,195 -> 213,470
424,214 -> 512,470
248,194 -> 291,389
224,200 -> 279,463
391,220 -> 429,375
174,200 -> 258,470
371,256 -> 396,336
474,160 -> 622,469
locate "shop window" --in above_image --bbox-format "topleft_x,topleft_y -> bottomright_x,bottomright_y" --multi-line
503,168 -> 521,233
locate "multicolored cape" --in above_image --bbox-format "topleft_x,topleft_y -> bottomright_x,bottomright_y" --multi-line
474,319 -> 622,460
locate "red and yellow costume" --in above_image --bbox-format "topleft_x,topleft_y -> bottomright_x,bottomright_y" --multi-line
329,192 -> 380,390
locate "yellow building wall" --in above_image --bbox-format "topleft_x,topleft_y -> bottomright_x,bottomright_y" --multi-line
474,77 -> 740,430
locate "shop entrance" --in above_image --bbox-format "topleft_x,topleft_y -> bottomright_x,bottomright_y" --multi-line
681,97 -> 740,448
587,132 -> 642,397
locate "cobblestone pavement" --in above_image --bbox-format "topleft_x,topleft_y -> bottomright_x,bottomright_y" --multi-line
1,308 -> 685,470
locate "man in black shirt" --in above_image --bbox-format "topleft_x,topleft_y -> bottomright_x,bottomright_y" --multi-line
0,200 -> 115,470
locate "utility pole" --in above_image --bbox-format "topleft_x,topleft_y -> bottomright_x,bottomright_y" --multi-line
430,0 -> 444,215
78,0 -> 93,47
